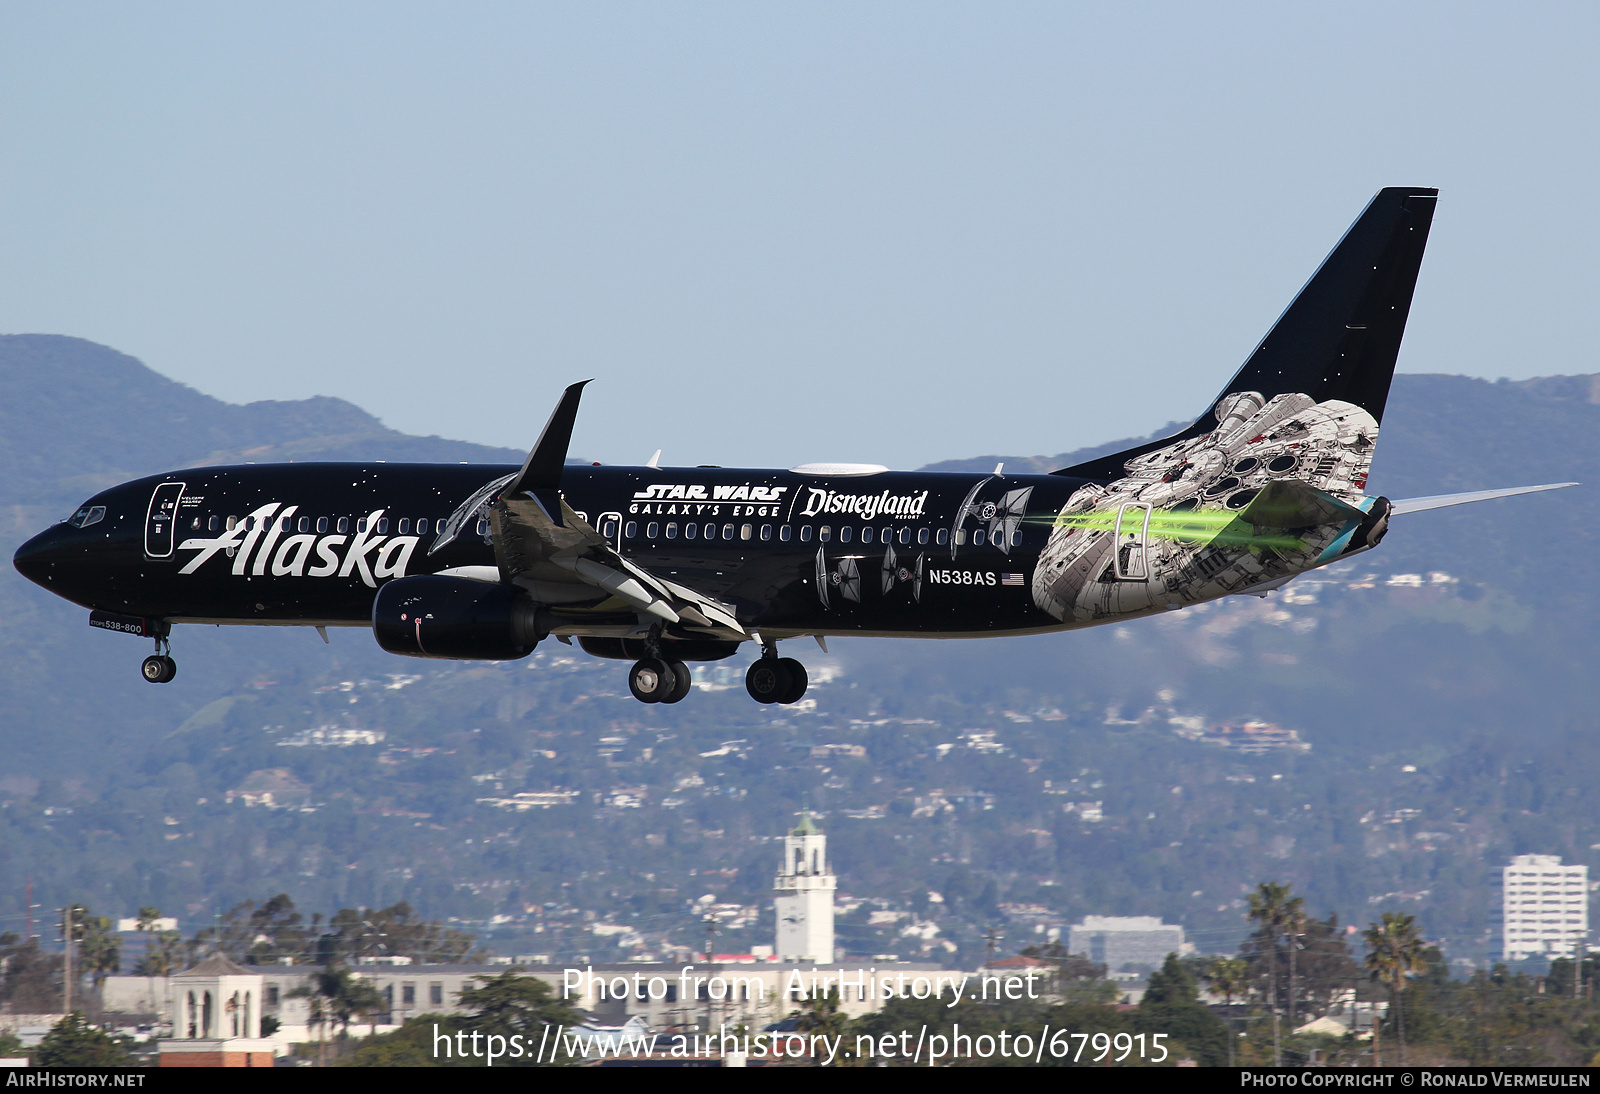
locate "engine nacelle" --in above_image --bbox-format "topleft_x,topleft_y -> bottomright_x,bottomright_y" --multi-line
373,575 -> 542,661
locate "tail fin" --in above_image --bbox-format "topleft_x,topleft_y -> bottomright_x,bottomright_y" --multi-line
1057,186 -> 1438,481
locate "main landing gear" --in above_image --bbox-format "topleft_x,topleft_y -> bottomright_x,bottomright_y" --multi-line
141,635 -> 177,684
746,646 -> 807,705
628,657 -> 692,704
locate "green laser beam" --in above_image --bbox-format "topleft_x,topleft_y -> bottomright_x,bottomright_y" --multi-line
1033,508 -> 1309,551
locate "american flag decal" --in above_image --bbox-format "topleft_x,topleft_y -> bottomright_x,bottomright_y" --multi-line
1001,573 -> 1025,586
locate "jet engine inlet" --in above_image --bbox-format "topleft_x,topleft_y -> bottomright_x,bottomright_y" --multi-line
372,575 -> 542,660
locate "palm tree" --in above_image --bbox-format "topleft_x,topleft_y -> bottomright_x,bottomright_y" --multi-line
1203,956 -> 1250,1066
134,908 -> 161,1017
1283,896 -> 1306,1030
288,965 -> 385,1063
1247,882 -> 1293,1066
285,982 -> 330,1066
1363,912 -> 1428,1066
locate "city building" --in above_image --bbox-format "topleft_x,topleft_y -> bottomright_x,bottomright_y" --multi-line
1066,915 -> 1186,974
1492,854 -> 1590,962
774,808 -> 835,964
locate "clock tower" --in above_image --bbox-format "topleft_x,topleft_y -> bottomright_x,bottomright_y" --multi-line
774,806 -> 836,963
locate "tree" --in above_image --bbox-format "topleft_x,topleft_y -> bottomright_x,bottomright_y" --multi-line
287,964 -> 384,1064
134,908 -> 162,970
133,931 -> 184,977
457,971 -> 583,1041
1247,882 -> 1294,1065
0,933 -> 62,1013
77,915 -> 121,993
1137,953 -> 1229,1067
1020,942 -> 1120,1004
1364,912 -> 1428,1066
796,986 -> 852,1060
1203,956 -> 1250,1066
32,1013 -> 129,1067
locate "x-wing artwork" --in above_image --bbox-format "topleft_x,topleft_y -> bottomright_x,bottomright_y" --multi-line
13,187 -> 1576,705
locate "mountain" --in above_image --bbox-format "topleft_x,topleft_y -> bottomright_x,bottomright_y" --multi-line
1,335 -> 1596,969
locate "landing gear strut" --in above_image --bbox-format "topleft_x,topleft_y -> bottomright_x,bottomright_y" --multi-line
746,645 -> 807,705
141,633 -> 177,684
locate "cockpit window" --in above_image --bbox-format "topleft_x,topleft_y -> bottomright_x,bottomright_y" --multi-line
67,505 -> 106,529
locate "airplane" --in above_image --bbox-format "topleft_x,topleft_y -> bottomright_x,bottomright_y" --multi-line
12,187 -> 1576,706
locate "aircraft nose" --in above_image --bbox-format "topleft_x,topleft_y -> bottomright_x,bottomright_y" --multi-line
13,526 -> 68,589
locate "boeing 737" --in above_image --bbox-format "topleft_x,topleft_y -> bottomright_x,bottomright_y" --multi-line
12,187 -> 1575,705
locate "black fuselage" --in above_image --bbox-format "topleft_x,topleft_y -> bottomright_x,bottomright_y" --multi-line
14,462 -> 1087,640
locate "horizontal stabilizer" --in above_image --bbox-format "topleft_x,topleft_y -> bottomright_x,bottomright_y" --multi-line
1238,479 -> 1367,529
1389,482 -> 1578,515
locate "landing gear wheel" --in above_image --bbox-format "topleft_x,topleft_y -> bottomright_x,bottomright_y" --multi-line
776,658 -> 807,704
628,658 -> 674,703
745,658 -> 794,704
141,655 -> 176,684
661,661 -> 692,704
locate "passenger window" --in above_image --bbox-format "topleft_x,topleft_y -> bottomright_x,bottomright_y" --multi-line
280,516 -> 292,531
682,522 -> 695,539
955,529 -> 966,545
625,521 -> 638,538
898,527 -> 911,545
1012,530 -> 1022,546
317,517 -> 329,533
861,527 -> 874,544
208,516 -> 220,532
780,525 -> 792,542
337,517 -> 350,534
417,518 -> 429,535
972,529 -> 986,546
741,524 -> 752,540
376,518 -> 389,534
358,519 -> 368,533
819,526 -> 832,542
297,516 -> 310,533
227,516 -> 239,531
720,523 -> 732,540
760,525 -> 772,541
936,528 -> 949,546
799,526 -> 813,542
839,526 -> 853,543
475,517 -> 489,536
665,522 -> 678,539
647,522 -> 660,538
398,518 -> 410,535
189,516 -> 200,531
600,518 -> 616,538
881,527 -> 891,543
918,528 -> 930,545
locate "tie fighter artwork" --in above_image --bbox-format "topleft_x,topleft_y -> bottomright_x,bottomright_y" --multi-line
815,548 -> 862,610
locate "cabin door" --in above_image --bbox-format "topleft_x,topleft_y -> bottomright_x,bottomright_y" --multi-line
1113,502 -> 1152,581
144,483 -> 186,559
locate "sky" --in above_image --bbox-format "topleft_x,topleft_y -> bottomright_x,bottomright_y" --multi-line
3,3 -> 1598,471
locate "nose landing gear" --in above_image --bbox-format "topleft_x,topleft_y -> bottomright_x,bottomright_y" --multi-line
745,645 -> 807,705
141,634 -> 177,684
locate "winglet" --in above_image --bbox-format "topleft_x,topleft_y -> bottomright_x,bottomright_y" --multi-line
504,380 -> 591,524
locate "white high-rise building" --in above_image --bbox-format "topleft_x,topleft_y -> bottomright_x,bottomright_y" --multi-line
1495,854 -> 1590,962
774,809 -> 835,964
1067,916 -> 1186,974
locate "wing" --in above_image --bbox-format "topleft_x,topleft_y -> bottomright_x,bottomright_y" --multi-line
487,382 -> 750,642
